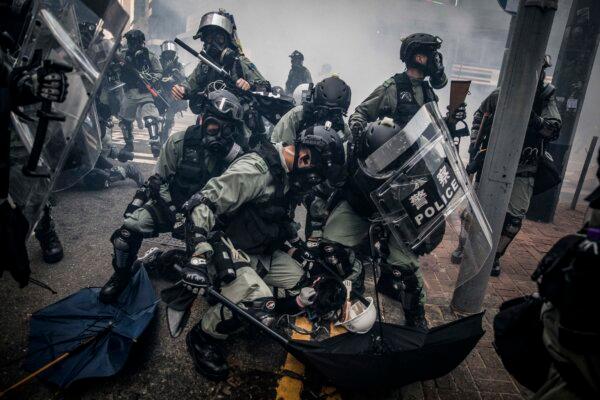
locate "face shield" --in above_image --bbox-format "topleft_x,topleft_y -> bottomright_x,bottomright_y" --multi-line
365,103 -> 493,287
8,0 -> 128,236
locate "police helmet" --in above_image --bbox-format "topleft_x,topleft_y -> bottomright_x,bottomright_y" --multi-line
296,124 -> 346,186
194,11 -> 234,40
160,40 -> 177,53
124,29 -> 145,45
400,33 -> 442,63
205,89 -> 244,122
289,50 -> 304,61
313,76 -> 352,113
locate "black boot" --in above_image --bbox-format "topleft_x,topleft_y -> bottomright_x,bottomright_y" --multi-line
99,269 -> 132,303
375,269 -> 403,301
99,228 -> 142,304
35,206 -> 64,264
490,257 -> 501,277
186,322 -> 229,381
451,247 -> 463,264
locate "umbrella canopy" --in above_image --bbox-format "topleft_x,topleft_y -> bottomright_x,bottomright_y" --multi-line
208,288 -> 484,390
287,314 -> 484,389
23,266 -> 158,388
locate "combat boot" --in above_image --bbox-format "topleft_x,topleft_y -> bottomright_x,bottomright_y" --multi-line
118,120 -> 135,162
186,322 -> 229,381
375,269 -> 403,301
99,228 -> 142,303
34,206 -> 64,264
451,247 -> 463,264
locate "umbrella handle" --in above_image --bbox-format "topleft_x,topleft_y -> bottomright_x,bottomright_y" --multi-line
0,352 -> 70,397
0,334 -> 99,397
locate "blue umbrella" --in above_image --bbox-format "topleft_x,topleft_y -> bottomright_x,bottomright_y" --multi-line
17,266 -> 157,390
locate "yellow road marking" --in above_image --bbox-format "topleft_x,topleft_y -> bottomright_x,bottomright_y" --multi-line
275,317 -> 312,400
318,323 -> 346,400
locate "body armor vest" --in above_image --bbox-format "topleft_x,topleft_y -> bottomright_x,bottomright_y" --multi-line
219,142 -> 296,254
391,72 -> 438,127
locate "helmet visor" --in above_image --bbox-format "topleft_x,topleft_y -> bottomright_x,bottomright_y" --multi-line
211,96 -> 243,121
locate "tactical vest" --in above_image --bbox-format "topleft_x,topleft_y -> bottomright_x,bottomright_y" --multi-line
220,142 -> 296,255
391,72 -> 438,127
169,125 -> 227,208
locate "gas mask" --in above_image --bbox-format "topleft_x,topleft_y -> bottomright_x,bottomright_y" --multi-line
201,115 -> 238,156
202,29 -> 236,68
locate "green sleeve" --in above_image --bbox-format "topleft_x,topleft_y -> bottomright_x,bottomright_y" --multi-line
542,95 -> 561,123
271,106 -> 304,144
189,155 -> 272,255
348,82 -> 394,128
185,63 -> 201,92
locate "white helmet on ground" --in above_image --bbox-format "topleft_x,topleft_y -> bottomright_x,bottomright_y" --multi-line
336,296 -> 376,334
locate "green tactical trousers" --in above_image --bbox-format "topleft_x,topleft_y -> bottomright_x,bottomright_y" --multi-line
322,200 -> 426,308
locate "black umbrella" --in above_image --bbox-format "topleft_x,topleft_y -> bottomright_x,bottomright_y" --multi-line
207,287 -> 484,389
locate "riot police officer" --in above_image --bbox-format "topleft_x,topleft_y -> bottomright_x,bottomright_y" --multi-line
171,10 -> 265,101
271,75 -> 351,238
349,33 -> 450,134
173,125 -> 346,380
455,56 -> 562,276
285,50 -> 312,95
158,40 -> 187,143
99,90 -> 247,303
118,29 -> 163,158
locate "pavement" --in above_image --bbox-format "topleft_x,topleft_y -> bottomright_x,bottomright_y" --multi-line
0,110 -> 591,399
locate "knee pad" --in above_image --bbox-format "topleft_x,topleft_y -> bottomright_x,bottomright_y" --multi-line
143,116 -> 159,128
502,214 -> 523,239
242,297 -> 276,327
110,227 -> 143,271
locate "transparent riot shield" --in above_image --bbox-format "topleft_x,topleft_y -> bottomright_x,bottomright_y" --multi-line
53,103 -> 102,191
367,103 -> 492,287
9,0 -> 128,235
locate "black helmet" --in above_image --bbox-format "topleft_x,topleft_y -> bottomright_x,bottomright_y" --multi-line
202,90 -> 245,156
294,124 -> 346,188
360,117 -> 402,166
290,50 -> 304,61
313,76 -> 352,113
124,29 -> 145,43
124,29 -> 145,50
400,33 -> 442,63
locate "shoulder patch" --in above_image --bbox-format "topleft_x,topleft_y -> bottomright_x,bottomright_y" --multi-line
382,77 -> 395,88
254,159 -> 268,174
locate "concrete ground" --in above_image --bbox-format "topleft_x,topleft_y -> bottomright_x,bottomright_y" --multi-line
0,111 -> 591,399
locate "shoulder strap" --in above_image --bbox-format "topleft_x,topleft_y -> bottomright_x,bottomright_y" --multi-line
252,142 -> 286,200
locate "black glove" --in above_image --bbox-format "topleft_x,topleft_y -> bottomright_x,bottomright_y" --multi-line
451,103 -> 467,122
426,51 -> 444,78
182,256 -> 210,294
350,120 -> 364,136
529,112 -> 544,131
33,61 -> 71,103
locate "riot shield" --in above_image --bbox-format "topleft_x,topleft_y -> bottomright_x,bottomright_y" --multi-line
9,0 -> 128,235
366,103 -> 492,287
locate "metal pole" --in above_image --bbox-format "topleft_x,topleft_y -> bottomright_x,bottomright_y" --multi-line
451,0 -> 557,314
527,0 -> 600,222
570,136 -> 599,209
